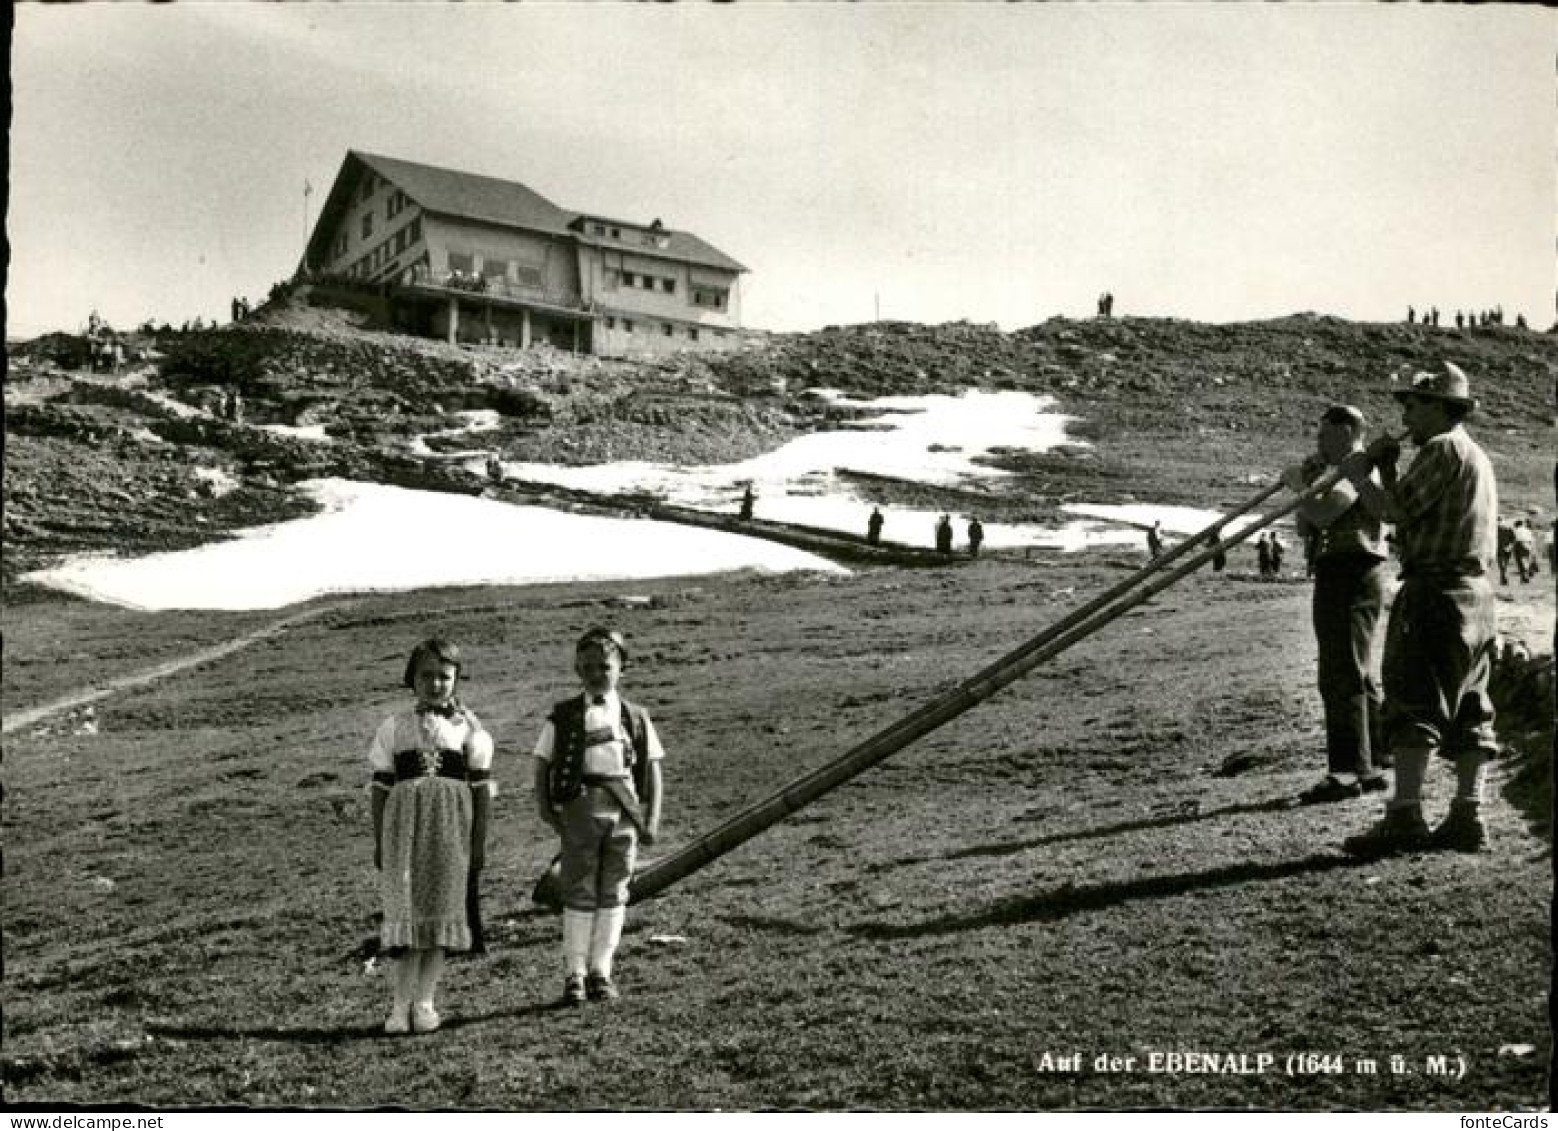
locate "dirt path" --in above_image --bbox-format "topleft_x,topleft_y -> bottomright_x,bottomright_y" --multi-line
0,601 -> 348,736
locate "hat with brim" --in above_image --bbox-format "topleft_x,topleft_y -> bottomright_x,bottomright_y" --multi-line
1393,361 -> 1477,411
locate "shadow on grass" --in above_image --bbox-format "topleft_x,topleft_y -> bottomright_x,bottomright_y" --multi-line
717,914 -> 829,936
847,852 -> 1361,941
862,796 -> 1296,876
146,1002 -> 559,1045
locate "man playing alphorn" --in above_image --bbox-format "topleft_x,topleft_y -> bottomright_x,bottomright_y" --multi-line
1334,362 -> 1500,856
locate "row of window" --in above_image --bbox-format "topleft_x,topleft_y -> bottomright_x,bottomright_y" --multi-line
692,287 -> 729,310
609,270 -> 676,294
602,316 -> 729,342
587,220 -> 670,250
347,216 -> 423,280
447,252 -> 544,288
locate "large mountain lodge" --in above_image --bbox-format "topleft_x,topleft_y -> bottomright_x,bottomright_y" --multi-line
299,150 -> 749,357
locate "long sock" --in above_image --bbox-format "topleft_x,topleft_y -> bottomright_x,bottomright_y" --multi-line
392,954 -> 417,1014
1452,750 -> 1489,805
414,948 -> 444,1008
1386,745 -> 1431,810
563,910 -> 593,976
589,905 -> 627,978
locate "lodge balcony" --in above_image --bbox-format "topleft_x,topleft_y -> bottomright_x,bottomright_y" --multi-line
396,266 -> 592,321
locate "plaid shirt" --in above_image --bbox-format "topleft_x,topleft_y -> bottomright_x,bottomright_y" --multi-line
1390,425 -> 1498,576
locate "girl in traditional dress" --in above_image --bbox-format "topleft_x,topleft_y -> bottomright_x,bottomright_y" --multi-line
369,637 -> 494,1034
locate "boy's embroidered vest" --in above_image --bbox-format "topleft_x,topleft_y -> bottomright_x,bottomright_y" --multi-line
546,695 -> 651,805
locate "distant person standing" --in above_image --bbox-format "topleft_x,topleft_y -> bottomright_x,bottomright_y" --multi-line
1511,519 -> 1536,582
1283,404 -> 1390,804
935,514 -> 954,555
1495,518 -> 1515,584
1337,362 -> 1500,857
1407,306 -> 1415,325
967,516 -> 984,558
1145,521 -> 1164,560
738,484 -> 755,522
1256,532 -> 1273,579
866,507 -> 885,547
1270,534 -> 1286,576
1204,533 -> 1227,572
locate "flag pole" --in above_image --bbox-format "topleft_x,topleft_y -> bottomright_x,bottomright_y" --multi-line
302,180 -> 312,259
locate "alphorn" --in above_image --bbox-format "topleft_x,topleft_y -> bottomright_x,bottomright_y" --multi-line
534,447 -> 1397,908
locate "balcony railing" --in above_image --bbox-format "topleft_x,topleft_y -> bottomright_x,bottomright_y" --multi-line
402,265 -> 586,312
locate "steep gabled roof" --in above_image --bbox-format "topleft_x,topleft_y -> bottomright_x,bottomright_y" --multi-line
302,150 -> 746,276
355,151 -> 576,235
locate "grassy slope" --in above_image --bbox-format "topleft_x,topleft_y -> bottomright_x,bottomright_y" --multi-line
3,558 -> 1551,1110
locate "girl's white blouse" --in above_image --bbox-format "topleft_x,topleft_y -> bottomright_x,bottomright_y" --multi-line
368,709 -> 495,776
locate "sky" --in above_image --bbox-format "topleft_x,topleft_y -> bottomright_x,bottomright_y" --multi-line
8,3 -> 1556,339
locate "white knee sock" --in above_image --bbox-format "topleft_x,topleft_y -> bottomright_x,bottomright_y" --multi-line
589,905 -> 627,978
392,954 -> 417,1013
1453,751 -> 1489,806
414,948 -> 444,1007
563,910 -> 593,976
1387,746 -> 1431,810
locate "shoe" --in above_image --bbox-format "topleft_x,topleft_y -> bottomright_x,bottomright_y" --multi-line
1428,802 -> 1487,853
411,1002 -> 441,1033
586,972 -> 620,1003
1342,807 -> 1430,858
384,1007 -> 411,1035
561,973 -> 587,1007
1359,774 -> 1389,794
1298,775 -> 1361,805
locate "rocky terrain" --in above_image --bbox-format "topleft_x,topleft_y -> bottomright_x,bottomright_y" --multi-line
7,299 -> 1555,588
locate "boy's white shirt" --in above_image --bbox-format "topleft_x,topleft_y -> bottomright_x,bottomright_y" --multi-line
531,689 -> 666,775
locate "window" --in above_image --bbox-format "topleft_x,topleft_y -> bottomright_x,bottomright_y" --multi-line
480,258 -> 508,279
662,323 -> 673,337
661,278 -> 675,294
448,252 -> 474,274
694,287 -> 728,310
605,316 -> 616,330
610,227 -> 621,239
361,213 -> 373,240
688,328 -> 699,342
623,319 -> 635,333
409,217 -> 422,242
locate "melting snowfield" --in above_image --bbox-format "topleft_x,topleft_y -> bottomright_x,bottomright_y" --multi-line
23,391 -> 1249,611
22,480 -> 849,612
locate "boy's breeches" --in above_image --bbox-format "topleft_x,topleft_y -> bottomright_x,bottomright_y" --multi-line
557,788 -> 638,911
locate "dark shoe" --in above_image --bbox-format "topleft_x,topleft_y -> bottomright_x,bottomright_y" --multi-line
1359,773 -> 1390,794
1342,807 -> 1430,858
1299,775 -> 1361,805
1428,802 -> 1487,853
585,972 -> 620,1003
561,974 -> 587,1007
